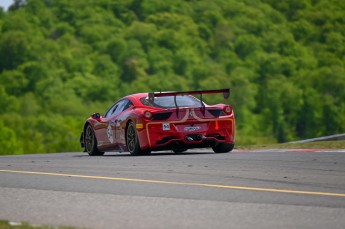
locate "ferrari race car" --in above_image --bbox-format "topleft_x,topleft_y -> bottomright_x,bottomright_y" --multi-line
80,89 -> 235,156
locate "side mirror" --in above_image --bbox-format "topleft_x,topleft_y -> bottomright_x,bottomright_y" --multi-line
91,113 -> 101,119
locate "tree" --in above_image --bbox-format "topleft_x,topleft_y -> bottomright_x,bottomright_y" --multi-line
0,0 -> 345,154
0,120 -> 22,155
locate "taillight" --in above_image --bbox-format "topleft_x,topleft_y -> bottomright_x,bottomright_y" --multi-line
223,106 -> 232,115
144,111 -> 152,119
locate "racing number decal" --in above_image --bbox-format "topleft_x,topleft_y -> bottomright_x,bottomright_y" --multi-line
162,123 -> 170,131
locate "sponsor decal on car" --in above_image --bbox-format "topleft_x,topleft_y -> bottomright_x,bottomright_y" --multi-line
107,124 -> 114,143
184,126 -> 200,132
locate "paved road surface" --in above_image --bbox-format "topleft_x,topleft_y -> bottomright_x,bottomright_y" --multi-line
1,149 -> 345,229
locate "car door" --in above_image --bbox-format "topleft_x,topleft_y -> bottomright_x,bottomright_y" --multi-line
96,99 -> 132,150
94,103 -> 118,149
112,99 -> 134,146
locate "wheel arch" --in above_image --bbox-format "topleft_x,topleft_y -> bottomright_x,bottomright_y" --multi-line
81,121 -> 95,151
82,121 -> 90,143
124,119 -> 135,143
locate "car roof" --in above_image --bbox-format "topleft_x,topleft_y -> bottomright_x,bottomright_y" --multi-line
123,93 -> 148,106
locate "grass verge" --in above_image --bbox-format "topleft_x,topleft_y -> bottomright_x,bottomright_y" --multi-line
0,220 -> 76,229
237,141 -> 345,150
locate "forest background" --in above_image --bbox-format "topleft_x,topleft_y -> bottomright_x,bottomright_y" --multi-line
0,0 -> 344,155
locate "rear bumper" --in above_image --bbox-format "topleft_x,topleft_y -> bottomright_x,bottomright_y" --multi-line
138,118 -> 235,150
150,135 -> 231,151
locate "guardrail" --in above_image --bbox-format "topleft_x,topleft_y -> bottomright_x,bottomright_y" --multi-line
289,134 -> 345,144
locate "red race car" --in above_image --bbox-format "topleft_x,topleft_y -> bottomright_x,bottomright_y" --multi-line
80,89 -> 235,156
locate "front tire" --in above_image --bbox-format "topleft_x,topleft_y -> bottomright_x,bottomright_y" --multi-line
212,143 -> 234,153
85,125 -> 104,156
126,122 -> 151,156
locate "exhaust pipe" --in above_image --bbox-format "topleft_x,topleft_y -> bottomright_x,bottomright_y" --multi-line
196,135 -> 206,141
185,136 -> 194,142
185,135 -> 206,142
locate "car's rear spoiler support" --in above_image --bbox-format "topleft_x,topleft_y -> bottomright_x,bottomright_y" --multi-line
148,89 -> 230,117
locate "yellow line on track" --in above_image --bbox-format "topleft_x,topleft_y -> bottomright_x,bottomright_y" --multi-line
1,169 -> 345,197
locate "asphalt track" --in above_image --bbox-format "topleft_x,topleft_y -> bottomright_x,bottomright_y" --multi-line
1,148 -> 345,229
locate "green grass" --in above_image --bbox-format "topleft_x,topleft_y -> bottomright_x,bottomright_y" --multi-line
0,220 -> 76,229
237,141 -> 345,150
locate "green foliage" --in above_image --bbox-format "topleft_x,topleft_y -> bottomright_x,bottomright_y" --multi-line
0,219 -> 75,229
0,119 -> 22,155
0,0 -> 344,154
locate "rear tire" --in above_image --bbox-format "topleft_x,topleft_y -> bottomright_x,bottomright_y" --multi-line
173,149 -> 187,153
85,125 -> 104,156
212,143 -> 234,153
141,149 -> 152,155
126,122 -> 151,156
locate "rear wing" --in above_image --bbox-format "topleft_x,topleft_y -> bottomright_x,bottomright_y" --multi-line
150,88 -> 230,99
148,88 -> 230,116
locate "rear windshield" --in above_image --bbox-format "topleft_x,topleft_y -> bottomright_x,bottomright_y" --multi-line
140,95 -> 203,108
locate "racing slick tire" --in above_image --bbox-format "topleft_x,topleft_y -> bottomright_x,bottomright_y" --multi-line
126,122 -> 151,156
212,143 -> 234,153
85,125 -> 104,156
173,149 -> 187,153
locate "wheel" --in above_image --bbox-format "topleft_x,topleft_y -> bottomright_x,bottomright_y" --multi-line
141,149 -> 152,155
126,122 -> 151,155
173,149 -> 187,153
212,143 -> 234,153
85,125 -> 104,156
